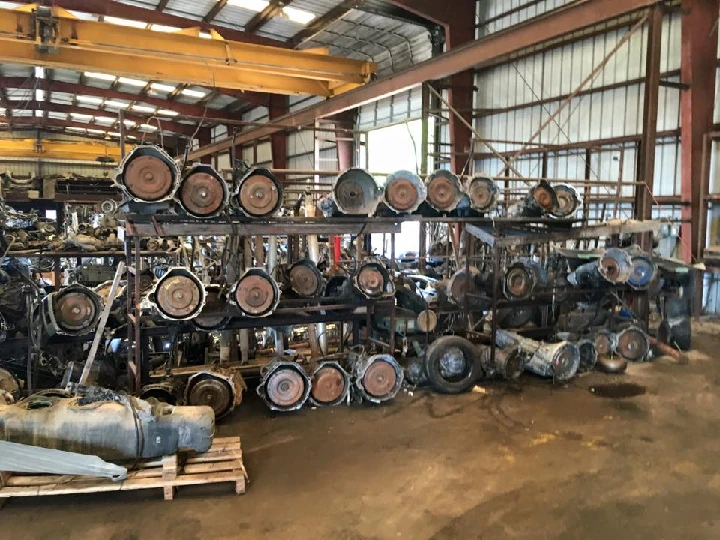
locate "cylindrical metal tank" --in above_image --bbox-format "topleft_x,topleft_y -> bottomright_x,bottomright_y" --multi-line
0,391 -> 214,461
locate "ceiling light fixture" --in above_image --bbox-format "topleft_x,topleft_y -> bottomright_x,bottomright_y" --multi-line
181,88 -> 207,99
157,109 -> 179,117
104,101 -> 129,109
150,83 -> 176,93
228,0 -> 269,12
77,95 -> 103,104
131,105 -> 156,113
85,72 -> 116,82
282,6 -> 316,24
150,24 -> 181,33
118,77 -> 148,87
104,16 -> 146,29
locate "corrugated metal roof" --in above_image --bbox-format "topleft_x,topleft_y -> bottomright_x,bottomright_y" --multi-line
165,0 -> 213,21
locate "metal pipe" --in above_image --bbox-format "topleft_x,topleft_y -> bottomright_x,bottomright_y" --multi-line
305,194 -> 327,355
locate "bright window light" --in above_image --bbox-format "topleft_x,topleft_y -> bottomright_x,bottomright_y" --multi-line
118,77 -> 148,87
34,110 -> 43,118
228,0 -> 269,11
282,6 -> 315,24
104,101 -> 129,109
85,71 -> 116,82
104,16 -> 146,29
77,95 -> 103,105
87,128 -> 106,134
150,83 -> 176,93
131,105 -> 156,113
181,88 -> 207,99
150,24 -> 180,33
70,112 -> 93,120
157,109 -> 179,117
35,89 -> 45,102
139,123 -> 158,131
34,67 -> 45,79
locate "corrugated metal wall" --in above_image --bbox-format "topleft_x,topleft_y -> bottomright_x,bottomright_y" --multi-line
477,0 -> 575,37
473,9 -> 683,228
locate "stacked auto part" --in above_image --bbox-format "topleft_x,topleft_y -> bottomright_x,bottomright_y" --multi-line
37,284 -> 103,340
384,170 -> 427,214
150,267 -> 206,321
185,369 -> 245,419
287,259 -> 325,298
235,167 -> 283,218
351,353 -> 404,404
308,361 -> 351,407
354,258 -> 395,299
116,145 -> 179,203
465,175 -> 499,213
503,260 -> 546,300
257,360 -> 312,412
332,168 -> 382,215
425,170 -> 464,212
177,164 -> 229,218
230,268 -> 280,317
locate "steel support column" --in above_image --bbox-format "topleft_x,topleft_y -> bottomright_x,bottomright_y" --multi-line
680,0 -> 719,263
635,6 -> 663,251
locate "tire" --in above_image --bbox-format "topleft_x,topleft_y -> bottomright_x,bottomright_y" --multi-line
424,336 -> 482,394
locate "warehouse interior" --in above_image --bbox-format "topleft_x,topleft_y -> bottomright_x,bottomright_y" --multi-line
1,0 -> 720,538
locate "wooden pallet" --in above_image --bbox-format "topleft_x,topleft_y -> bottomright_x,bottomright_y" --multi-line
0,436 -> 246,506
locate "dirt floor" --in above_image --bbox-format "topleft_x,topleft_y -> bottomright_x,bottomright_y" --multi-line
5,322 -> 720,539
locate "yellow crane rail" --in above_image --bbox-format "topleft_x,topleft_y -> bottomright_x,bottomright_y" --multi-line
0,4 -> 376,97
0,138 -> 128,162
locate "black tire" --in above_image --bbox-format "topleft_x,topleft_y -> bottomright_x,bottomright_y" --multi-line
424,336 -> 482,394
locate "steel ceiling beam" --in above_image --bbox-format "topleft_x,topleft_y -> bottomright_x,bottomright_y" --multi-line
0,77 -> 242,126
0,5 -> 376,96
245,1 -> 286,34
0,137 -> 128,161
14,0 -> 288,48
7,101 -> 199,137
290,0 -> 364,46
0,115 -> 165,139
189,0 -> 660,160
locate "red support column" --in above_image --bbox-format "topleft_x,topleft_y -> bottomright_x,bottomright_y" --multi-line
391,0 -> 477,173
268,95 -> 288,170
680,0 -> 719,263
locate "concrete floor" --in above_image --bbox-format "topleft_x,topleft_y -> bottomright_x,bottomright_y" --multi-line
5,322 -> 720,539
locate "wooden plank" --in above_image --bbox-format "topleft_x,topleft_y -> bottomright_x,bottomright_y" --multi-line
0,437 -> 246,502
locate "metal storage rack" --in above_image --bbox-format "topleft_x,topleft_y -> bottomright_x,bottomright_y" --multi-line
121,214 -> 402,393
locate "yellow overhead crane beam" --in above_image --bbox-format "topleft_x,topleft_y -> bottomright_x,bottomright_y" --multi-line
0,138 -> 128,162
0,4 -> 377,97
